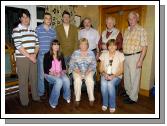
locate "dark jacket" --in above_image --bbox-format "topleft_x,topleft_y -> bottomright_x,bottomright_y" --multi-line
43,51 -> 66,74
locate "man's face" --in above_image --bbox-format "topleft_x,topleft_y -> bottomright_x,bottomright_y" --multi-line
20,13 -> 30,26
44,15 -> 52,26
106,18 -> 114,30
83,19 -> 91,29
128,14 -> 138,27
62,14 -> 70,24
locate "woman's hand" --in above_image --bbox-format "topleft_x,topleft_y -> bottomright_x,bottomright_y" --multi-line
107,74 -> 115,81
49,69 -> 54,76
54,72 -> 61,77
102,72 -> 109,80
61,70 -> 66,76
85,68 -> 92,76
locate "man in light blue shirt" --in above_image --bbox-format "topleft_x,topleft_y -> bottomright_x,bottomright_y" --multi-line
36,13 -> 56,100
78,17 -> 100,59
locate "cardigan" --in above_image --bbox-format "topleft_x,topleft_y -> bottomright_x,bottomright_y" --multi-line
43,51 -> 66,74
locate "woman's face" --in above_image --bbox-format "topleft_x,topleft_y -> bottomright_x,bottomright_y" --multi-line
52,44 -> 60,52
20,13 -> 30,26
84,19 -> 91,29
108,43 -> 117,53
80,42 -> 88,52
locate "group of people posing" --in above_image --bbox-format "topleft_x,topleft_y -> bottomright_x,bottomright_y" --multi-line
12,9 -> 148,113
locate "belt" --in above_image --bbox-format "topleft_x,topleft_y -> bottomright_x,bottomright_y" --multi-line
124,51 -> 141,56
92,49 -> 96,51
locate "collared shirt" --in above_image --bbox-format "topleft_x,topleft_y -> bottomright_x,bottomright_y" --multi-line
79,27 -> 100,50
69,50 -> 97,74
63,24 -> 69,38
12,24 -> 39,57
36,24 -> 56,54
123,24 -> 148,54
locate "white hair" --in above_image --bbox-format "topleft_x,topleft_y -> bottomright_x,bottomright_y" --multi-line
128,11 -> 139,21
106,16 -> 116,26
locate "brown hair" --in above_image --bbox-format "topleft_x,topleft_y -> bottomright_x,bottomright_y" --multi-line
106,39 -> 117,49
44,12 -> 52,18
49,39 -> 62,61
62,10 -> 70,17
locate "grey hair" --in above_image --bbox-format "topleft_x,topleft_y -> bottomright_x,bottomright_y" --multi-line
106,16 -> 116,26
83,17 -> 91,22
128,11 -> 139,21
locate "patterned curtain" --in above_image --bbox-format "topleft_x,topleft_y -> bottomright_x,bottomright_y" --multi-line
45,5 -> 76,29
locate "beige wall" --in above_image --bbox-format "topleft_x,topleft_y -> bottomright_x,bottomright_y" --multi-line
140,6 -> 155,91
75,5 -> 99,30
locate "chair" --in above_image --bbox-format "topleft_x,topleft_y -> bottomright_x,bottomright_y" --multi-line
5,42 -> 18,94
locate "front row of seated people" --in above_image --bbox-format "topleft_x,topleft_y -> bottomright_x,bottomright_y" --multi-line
43,38 -> 124,113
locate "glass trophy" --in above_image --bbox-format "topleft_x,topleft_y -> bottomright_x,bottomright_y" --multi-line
106,60 -> 113,75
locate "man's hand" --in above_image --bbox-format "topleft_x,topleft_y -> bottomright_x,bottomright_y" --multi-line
28,54 -> 37,63
136,60 -> 143,69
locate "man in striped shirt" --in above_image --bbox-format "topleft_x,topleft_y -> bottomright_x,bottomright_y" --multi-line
12,9 -> 40,106
36,13 -> 56,100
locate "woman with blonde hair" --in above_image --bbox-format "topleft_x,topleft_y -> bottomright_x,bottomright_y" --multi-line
69,38 -> 96,107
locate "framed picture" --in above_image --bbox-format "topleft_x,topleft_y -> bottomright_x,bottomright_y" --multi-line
74,15 -> 81,27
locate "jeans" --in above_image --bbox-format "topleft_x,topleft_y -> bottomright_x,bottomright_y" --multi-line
44,74 -> 71,107
101,76 -> 121,108
37,53 -> 45,96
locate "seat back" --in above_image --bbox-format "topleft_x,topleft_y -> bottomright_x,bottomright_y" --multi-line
5,42 -> 18,94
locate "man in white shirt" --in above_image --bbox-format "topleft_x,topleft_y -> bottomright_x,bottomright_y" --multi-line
78,17 -> 100,58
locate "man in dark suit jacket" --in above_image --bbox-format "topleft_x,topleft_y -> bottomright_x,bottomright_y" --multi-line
56,11 -> 78,65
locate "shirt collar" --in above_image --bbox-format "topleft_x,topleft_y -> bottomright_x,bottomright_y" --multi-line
42,24 -> 52,30
18,23 -> 30,30
84,27 -> 92,31
128,24 -> 139,31
107,27 -> 115,33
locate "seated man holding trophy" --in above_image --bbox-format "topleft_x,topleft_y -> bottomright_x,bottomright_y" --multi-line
69,38 -> 97,107
99,39 -> 125,113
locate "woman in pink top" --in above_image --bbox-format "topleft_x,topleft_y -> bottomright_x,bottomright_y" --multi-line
43,39 -> 71,109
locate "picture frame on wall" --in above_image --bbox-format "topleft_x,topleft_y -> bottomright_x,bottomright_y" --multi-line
74,15 -> 81,27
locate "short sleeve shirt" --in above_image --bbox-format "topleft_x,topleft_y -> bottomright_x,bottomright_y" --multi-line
123,24 -> 148,54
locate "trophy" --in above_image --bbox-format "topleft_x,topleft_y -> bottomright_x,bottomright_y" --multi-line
106,60 -> 113,75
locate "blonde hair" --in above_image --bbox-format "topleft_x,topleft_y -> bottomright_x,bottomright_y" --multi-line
128,11 -> 139,21
79,38 -> 89,48
106,16 -> 116,26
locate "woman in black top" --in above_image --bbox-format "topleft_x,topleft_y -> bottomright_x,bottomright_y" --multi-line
43,39 -> 71,109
